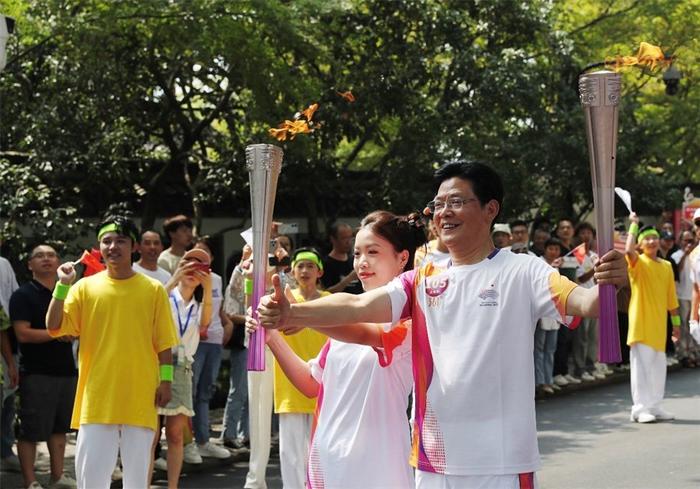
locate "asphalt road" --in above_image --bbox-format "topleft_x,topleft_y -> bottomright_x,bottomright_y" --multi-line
537,368 -> 700,489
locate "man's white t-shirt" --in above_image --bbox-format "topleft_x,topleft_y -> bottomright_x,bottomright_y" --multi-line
671,249 -> 693,301
385,249 -> 577,476
306,328 -> 413,489
133,262 -> 171,285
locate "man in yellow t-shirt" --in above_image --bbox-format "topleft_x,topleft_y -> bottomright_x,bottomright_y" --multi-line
46,216 -> 178,489
625,214 -> 680,424
273,248 -> 328,489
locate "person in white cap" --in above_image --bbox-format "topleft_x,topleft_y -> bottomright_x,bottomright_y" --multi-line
491,223 -> 511,249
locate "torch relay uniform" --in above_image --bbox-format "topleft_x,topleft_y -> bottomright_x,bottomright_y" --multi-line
273,289 -> 328,489
626,253 -> 679,420
306,322 -> 413,489
48,271 -> 178,489
385,250 -> 577,489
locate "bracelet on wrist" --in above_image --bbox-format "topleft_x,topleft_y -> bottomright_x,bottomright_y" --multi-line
160,364 -> 174,382
628,222 -> 640,236
671,315 -> 681,328
53,282 -> 71,301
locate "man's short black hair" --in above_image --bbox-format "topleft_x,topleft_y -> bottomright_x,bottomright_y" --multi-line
544,237 -> 564,253
139,229 -> 162,242
328,221 -> 351,240
434,161 -> 504,222
510,219 -> 528,230
575,221 -> 596,237
163,215 -> 193,236
97,215 -> 139,244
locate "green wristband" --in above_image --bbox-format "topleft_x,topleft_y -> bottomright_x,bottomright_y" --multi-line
671,315 -> 681,327
160,364 -> 174,382
53,283 -> 71,301
628,222 -> 639,236
244,278 -> 253,295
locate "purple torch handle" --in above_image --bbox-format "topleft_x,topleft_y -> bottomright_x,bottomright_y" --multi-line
580,70 -> 622,363
247,260 -> 268,371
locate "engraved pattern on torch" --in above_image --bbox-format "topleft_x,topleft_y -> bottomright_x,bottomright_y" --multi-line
245,144 -> 283,371
579,70 -> 622,363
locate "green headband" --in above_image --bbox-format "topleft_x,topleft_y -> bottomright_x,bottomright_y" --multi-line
637,228 -> 660,244
97,223 -> 137,243
292,251 -> 323,271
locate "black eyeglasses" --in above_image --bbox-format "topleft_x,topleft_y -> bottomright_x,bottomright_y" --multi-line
426,197 -> 478,213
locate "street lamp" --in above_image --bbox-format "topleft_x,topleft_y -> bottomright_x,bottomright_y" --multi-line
0,14 -> 15,73
662,64 -> 682,96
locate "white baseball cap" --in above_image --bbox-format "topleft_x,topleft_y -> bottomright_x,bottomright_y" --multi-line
492,223 -> 511,236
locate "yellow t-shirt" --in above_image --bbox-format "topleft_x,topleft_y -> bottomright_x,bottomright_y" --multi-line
273,289 -> 329,414
49,271 -> 178,430
626,254 -> 679,352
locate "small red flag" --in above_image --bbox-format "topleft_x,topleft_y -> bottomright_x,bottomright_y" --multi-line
571,243 -> 587,265
78,249 -> 105,276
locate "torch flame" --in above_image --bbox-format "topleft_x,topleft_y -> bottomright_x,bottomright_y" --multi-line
268,103 -> 318,141
336,90 -> 356,103
608,42 -> 671,71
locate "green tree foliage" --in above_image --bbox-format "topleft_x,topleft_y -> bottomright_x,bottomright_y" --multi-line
1,0 -> 697,261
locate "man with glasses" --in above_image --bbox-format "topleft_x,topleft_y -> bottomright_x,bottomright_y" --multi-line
257,161 -> 628,488
10,245 -> 77,489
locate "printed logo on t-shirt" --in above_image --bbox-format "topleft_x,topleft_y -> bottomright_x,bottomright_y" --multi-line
425,275 -> 449,308
478,284 -> 499,307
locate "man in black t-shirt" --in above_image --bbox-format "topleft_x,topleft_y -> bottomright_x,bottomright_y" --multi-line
9,244 -> 77,489
321,222 -> 363,294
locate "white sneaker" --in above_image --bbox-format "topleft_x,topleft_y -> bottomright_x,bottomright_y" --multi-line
650,408 -> 675,421
564,374 -> 582,384
592,371 -> 606,380
581,372 -> 596,382
27,482 -> 44,489
153,457 -> 168,471
637,412 -> 657,423
197,442 -> 231,459
553,375 -> 569,386
551,383 -> 562,391
183,442 -> 203,464
49,474 -> 77,489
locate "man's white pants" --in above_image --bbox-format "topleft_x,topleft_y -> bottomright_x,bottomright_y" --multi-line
416,470 -> 537,489
75,423 -> 155,489
630,342 -> 667,416
245,348 -> 274,489
279,413 -> 312,489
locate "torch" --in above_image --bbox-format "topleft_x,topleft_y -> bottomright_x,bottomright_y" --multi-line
579,70 -> 622,363
246,143 -> 283,371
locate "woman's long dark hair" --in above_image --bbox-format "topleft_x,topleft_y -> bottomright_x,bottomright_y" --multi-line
359,211 -> 428,271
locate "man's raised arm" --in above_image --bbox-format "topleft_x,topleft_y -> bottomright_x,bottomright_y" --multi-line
257,274 -> 393,329
46,262 -> 76,330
